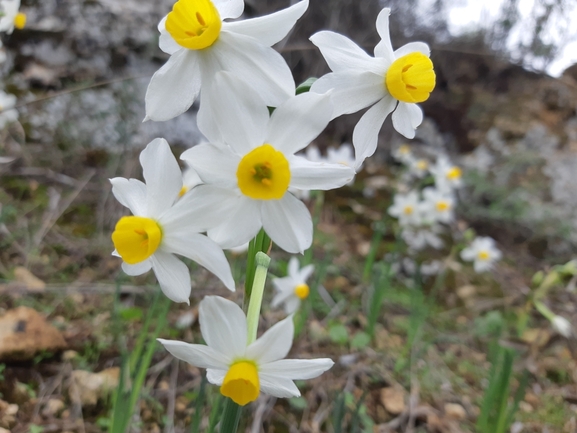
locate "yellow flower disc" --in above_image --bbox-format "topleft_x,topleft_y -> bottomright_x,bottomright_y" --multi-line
237,144 -> 291,200
294,283 -> 310,300
477,250 -> 490,261
385,52 -> 436,103
435,201 -> 450,212
111,216 -> 162,265
220,361 -> 260,406
416,160 -> 428,170
166,0 -> 222,50
446,167 -> 462,181
403,205 -> 414,215
14,12 -> 26,30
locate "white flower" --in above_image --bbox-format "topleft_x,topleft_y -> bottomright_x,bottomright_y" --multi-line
145,0 -> 308,125
179,163 -> 203,196
407,157 -> 429,179
110,138 -> 235,303
310,7 -> 435,168
272,257 -> 314,314
460,236 -> 502,273
181,72 -> 354,254
392,144 -> 413,165
421,187 -> 455,224
0,0 -> 26,34
551,315 -> 572,338
401,225 -> 444,251
0,91 -> 18,128
158,296 -> 334,405
388,190 -> 422,226
421,260 -> 443,276
305,144 -> 323,163
430,156 -> 463,192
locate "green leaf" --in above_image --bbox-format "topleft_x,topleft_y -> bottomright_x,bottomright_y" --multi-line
289,397 -> 308,410
120,307 -> 143,322
351,331 -> 371,349
295,77 -> 318,95
329,323 -> 349,345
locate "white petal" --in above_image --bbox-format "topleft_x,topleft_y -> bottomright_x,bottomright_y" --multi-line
262,194 -> 312,254
122,260 -> 152,276
213,0 -> 244,19
207,198 -> 262,249
144,49 -> 201,122
374,8 -> 395,62
352,95 -> 397,169
391,102 -> 423,139
289,156 -> 355,191
298,264 -> 314,282
206,368 -> 226,385
283,297 -> 301,314
394,42 -> 430,59
181,144 -> 239,189
158,339 -> 229,370
199,296 -> 247,358
288,257 -> 299,277
311,71 -> 386,119
151,251 -> 191,304
245,315 -> 294,364
222,0 -> 308,46
160,185 -> 240,233
260,358 -> 334,380
266,92 -> 332,155
197,72 -> 268,155
259,375 -> 300,398
110,178 -> 147,216
140,138 -> 182,218
162,233 -> 235,291
157,16 -> 181,55
271,284 -> 294,308
212,32 -> 294,107
309,31 -> 384,74
460,247 -> 476,261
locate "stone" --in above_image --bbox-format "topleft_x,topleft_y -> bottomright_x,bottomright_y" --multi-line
42,398 -> 65,417
70,368 -> 119,406
0,307 -> 67,361
13,267 -> 46,292
444,403 -> 467,420
380,387 -> 406,415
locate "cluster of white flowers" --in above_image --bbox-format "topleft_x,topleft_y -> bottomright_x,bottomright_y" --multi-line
388,145 -> 501,273
104,0 -> 439,409
0,0 -> 25,129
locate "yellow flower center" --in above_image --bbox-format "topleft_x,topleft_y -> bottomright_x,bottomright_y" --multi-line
14,12 -> 26,30
237,144 -> 290,200
220,361 -> 260,406
166,0 -> 222,50
477,250 -> 490,261
178,186 -> 188,197
111,216 -> 162,265
416,160 -> 428,171
447,167 -> 462,181
403,205 -> 414,215
398,144 -> 410,155
385,52 -> 436,103
435,200 -> 450,212
294,283 -> 310,300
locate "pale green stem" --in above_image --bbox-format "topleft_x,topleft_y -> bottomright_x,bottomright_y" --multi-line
534,300 -> 555,321
246,252 -> 271,345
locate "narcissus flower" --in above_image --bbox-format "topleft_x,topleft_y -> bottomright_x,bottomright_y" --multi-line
272,257 -> 314,314
181,72 -> 354,254
110,138 -> 235,303
145,0 -> 308,124
460,236 -> 502,273
401,225 -> 444,251
0,0 -> 26,34
430,156 -> 463,192
388,191 -> 422,226
421,187 -> 455,224
310,7 -> 435,168
159,296 -> 334,406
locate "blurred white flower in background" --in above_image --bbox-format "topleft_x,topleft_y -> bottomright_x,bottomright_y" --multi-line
421,187 -> 455,224
388,190 -> 422,226
0,0 -> 26,34
272,257 -> 314,314
430,155 -> 463,192
460,236 -> 502,272
0,91 -> 18,128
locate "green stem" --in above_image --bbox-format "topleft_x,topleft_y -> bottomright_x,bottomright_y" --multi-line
244,229 -> 271,310
246,252 -> 271,345
220,398 -> 242,433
